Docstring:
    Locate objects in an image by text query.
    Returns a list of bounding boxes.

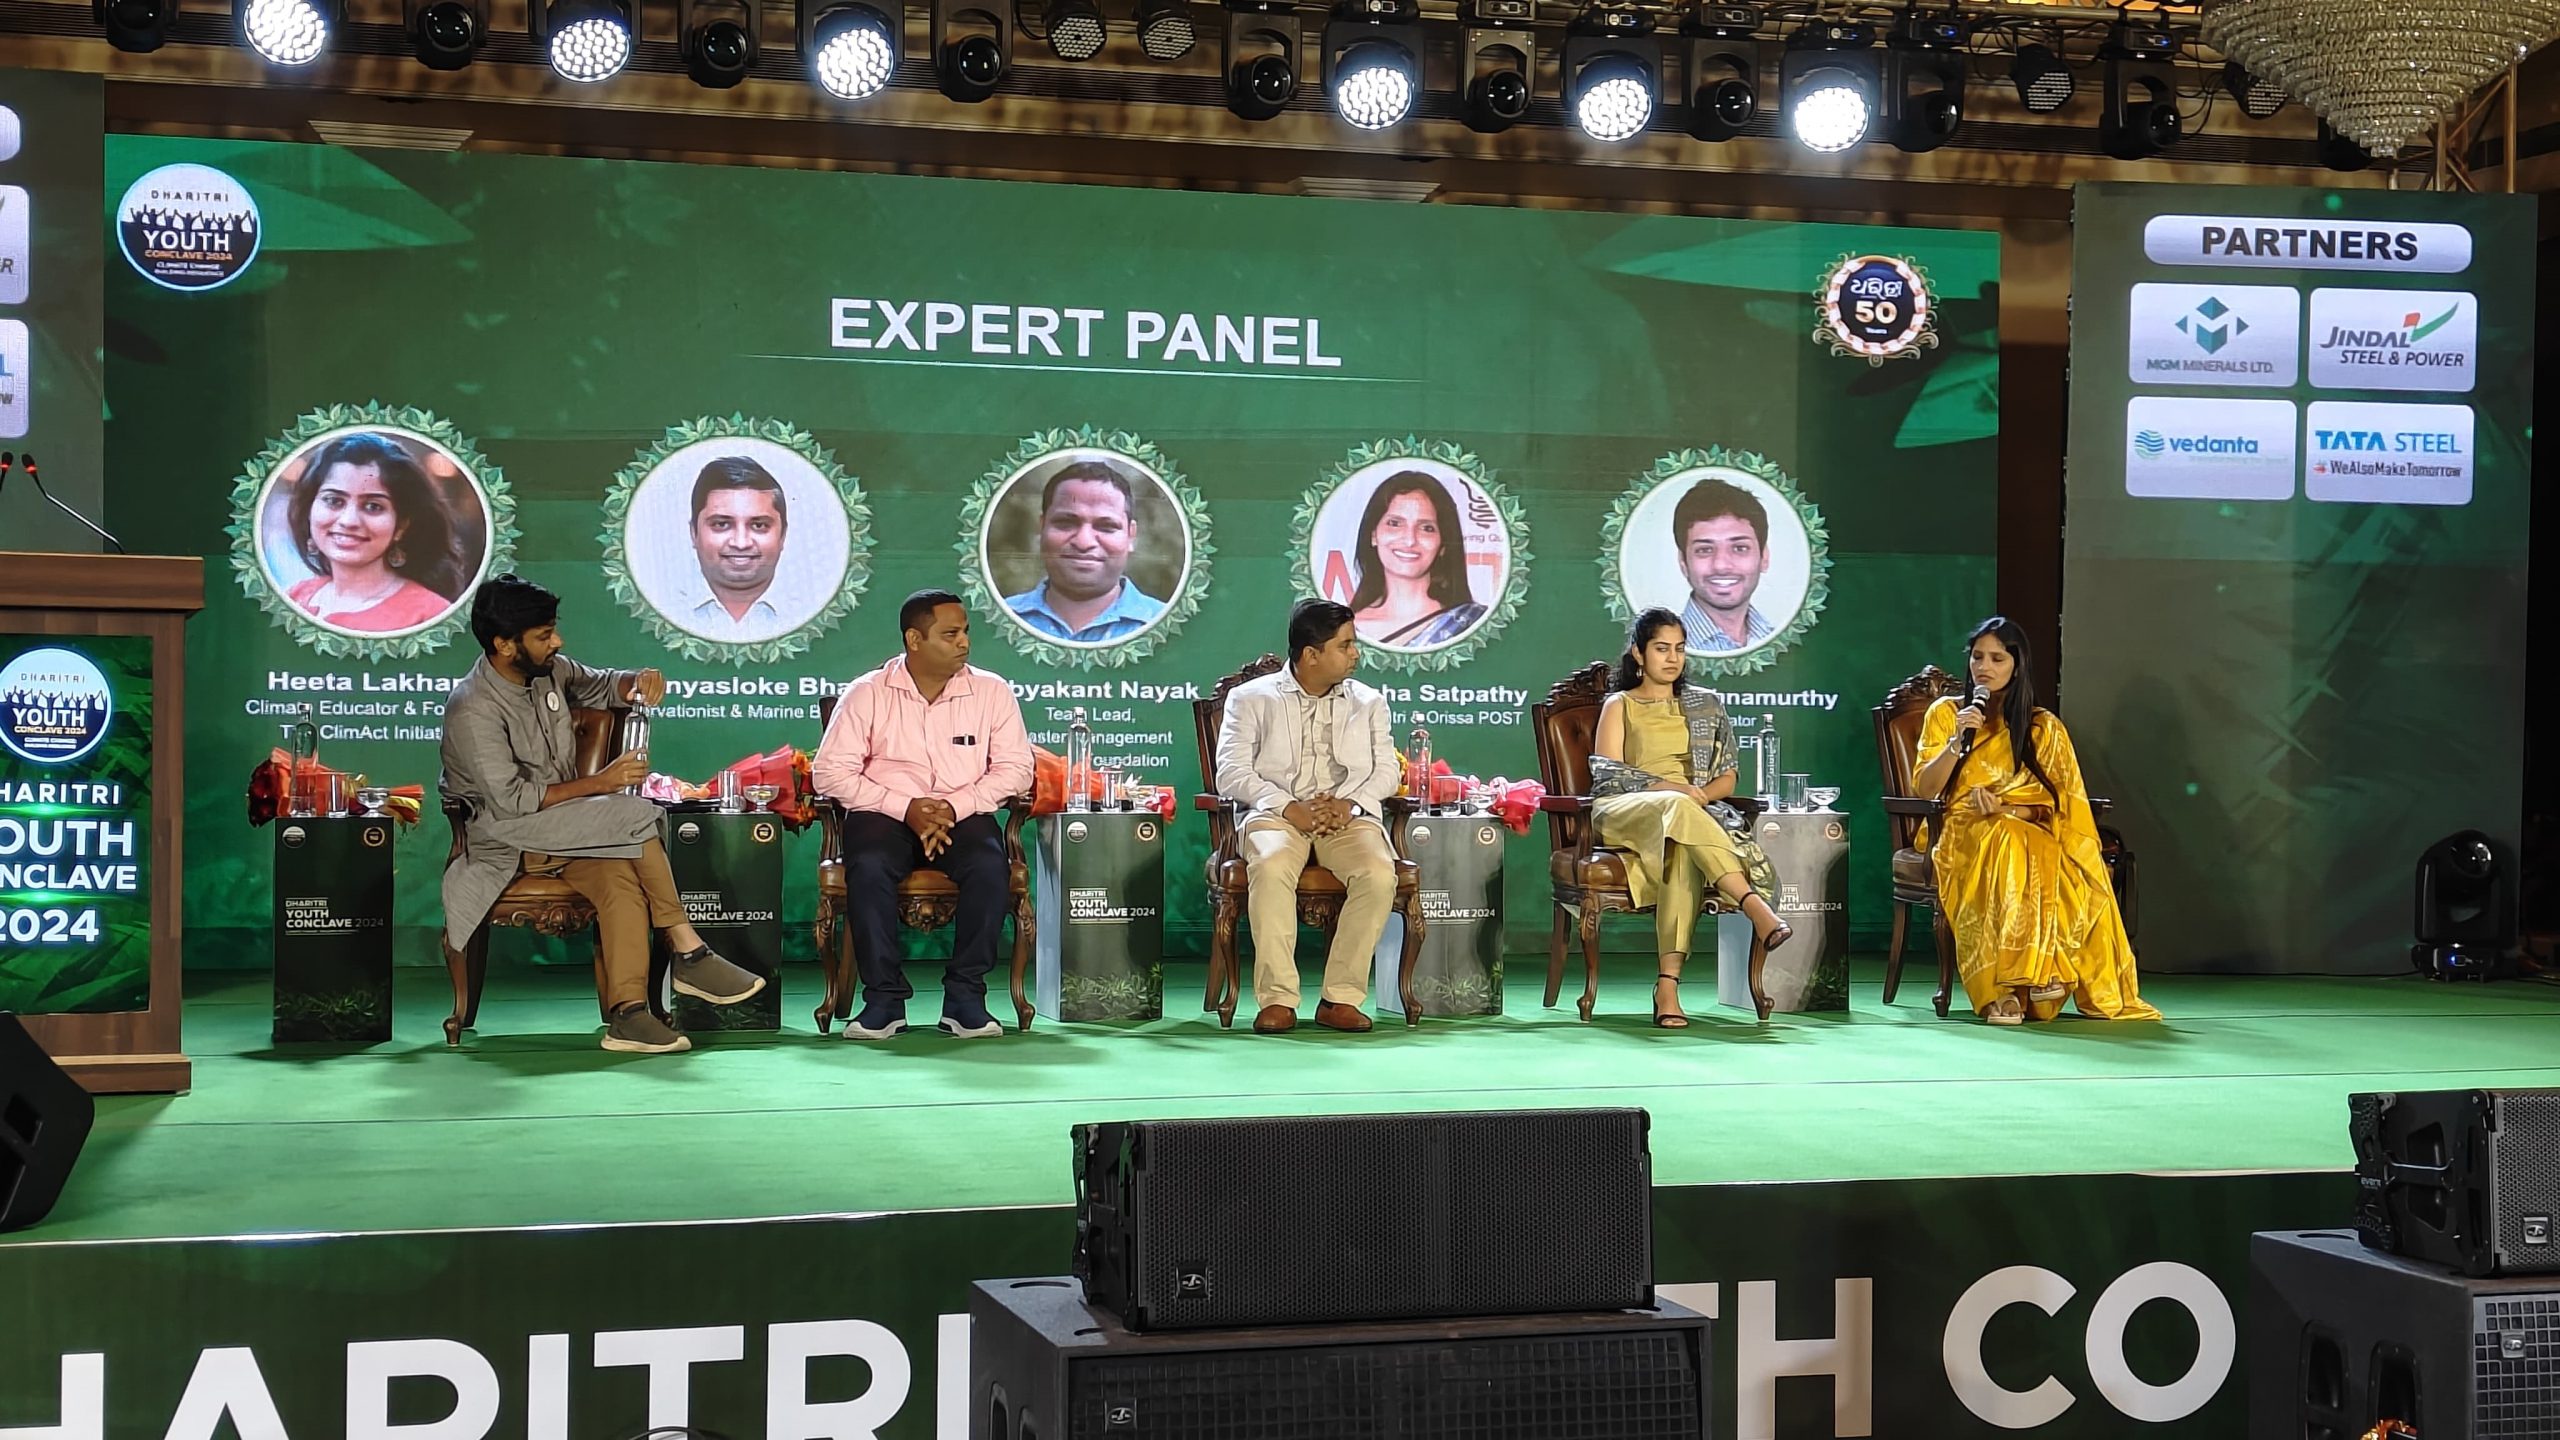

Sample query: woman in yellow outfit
[1910,616,2161,1025]
[1590,608,1791,1027]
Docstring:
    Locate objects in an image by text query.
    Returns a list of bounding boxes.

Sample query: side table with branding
[1376,807,1504,1019]
[1716,808,1851,1014]
[656,809,785,1033]
[1035,809,1166,1023]
[272,814,396,1043]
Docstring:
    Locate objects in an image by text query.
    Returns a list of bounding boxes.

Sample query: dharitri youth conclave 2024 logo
[116,162,261,292]
[0,647,113,766]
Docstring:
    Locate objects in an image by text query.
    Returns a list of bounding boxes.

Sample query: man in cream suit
[1214,598,1400,1033]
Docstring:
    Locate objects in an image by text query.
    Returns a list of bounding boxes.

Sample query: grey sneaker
[671,947,767,1006]
[602,1003,691,1054]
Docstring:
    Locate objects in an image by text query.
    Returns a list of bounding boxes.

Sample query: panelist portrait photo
[981,450,1193,649]
[1307,457,1518,659]
[1609,452,1826,671]
[617,432,864,652]
[248,427,493,640]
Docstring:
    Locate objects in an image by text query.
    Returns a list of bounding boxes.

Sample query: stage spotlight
[531,0,632,80]
[1883,12,1964,153]
[1779,21,1877,153]
[404,0,483,67]
[1325,0,1421,132]
[237,0,334,65]
[2099,22,2181,160]
[1565,11,1660,144]
[2008,41,2071,113]
[930,0,1006,99]
[802,0,900,98]
[2317,119,2374,173]
[1135,0,1193,57]
[1462,25,1532,133]
[1682,5,1760,144]
[2222,60,2286,119]
[682,0,759,86]
[1223,0,1301,121]
[2412,830,2514,981]
[95,0,174,54]
[1045,0,1105,60]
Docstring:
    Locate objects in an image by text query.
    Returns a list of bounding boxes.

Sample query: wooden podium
[0,552,203,1093]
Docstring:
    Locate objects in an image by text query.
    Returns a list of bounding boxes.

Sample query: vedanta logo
[2139,431,2260,456]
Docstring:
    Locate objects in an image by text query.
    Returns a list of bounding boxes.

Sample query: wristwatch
[1348,802,1368,819]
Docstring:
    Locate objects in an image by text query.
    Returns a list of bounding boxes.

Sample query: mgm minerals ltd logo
[0,647,113,766]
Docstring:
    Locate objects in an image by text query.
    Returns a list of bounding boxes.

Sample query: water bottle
[619,705,653,795]
[285,705,320,816]
[1757,712,1781,805]
[1067,706,1093,813]
[1409,726,1433,813]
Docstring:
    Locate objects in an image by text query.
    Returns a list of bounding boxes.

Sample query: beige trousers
[1240,818,1396,1008]
[540,838,687,1012]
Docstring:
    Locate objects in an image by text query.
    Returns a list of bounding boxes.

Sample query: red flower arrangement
[246,750,423,827]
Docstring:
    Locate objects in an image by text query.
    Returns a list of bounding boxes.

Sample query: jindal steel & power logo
[0,647,113,765]
[117,162,261,292]
[2309,288,2476,394]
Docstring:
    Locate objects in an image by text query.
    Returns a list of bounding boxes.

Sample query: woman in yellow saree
[1908,617,2160,1025]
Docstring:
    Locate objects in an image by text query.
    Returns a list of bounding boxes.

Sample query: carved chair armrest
[440,794,473,863]
[1194,793,1239,858]
[2090,796,2113,819]
[997,794,1035,867]
[1880,796,1942,818]
[1381,795,1417,861]
[1538,793,1593,853]
[1727,795,1766,821]
[810,795,846,866]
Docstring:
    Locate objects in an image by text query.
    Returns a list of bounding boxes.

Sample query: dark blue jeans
[838,808,1007,1003]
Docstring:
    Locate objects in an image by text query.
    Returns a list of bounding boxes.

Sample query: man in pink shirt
[812,589,1034,1040]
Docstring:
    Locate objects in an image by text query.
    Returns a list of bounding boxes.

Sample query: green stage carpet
[22,962,2559,1245]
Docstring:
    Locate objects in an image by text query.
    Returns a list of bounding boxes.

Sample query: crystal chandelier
[2200,0,2560,156]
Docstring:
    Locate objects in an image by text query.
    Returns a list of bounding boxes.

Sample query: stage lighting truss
[1884,10,1964,153]
[1223,0,1302,121]
[683,0,760,85]
[1134,0,1194,58]
[931,0,1008,99]
[1565,10,1660,144]
[1324,0,1423,132]
[531,0,632,80]
[802,0,901,98]
[1043,0,1107,61]
[2221,60,2286,119]
[237,0,335,65]
[2008,39,2072,114]
[1681,4,1760,143]
[1779,20,1877,153]
[95,0,174,54]
[1461,17,1533,134]
[2100,21,2183,160]
[403,0,483,67]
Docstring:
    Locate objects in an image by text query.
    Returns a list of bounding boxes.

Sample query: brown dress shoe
[1315,1000,1373,1033]
[1252,1004,1298,1033]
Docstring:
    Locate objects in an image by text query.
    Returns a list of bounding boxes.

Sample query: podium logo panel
[0,646,113,765]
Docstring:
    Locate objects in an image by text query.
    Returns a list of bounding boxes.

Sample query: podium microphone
[1955,685,1988,757]
[17,454,128,555]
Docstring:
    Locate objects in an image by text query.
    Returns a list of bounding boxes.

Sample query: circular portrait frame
[1290,437,1531,673]
[224,403,517,662]
[1599,447,1831,679]
[956,427,1214,671]
[598,415,876,665]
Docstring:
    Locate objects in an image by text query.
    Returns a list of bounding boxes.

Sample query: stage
[26,958,2559,1244]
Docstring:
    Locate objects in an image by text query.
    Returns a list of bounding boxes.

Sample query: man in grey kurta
[440,575,765,1054]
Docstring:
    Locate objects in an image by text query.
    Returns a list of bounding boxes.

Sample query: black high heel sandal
[1652,973,1689,1029]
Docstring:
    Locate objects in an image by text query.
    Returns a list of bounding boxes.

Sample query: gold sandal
[1984,995,2025,1026]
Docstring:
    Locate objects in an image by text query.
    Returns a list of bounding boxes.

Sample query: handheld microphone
[1955,685,1988,757]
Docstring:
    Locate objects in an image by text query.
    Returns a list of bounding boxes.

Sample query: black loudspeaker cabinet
[2250,1229,2560,1440]
[971,1277,1711,1440]
[1072,1108,1652,1331]
[2352,1087,2560,1276]
[0,1012,96,1233]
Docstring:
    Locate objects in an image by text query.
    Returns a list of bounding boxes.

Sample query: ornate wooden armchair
[1191,654,1425,1028]
[810,694,1037,1034]
[1872,666,1966,1018]
[1528,662,1770,1023]
[439,705,652,1047]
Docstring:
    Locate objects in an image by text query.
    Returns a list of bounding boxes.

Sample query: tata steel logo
[2177,296,2247,354]
[2309,426,2461,457]
[2303,401,2474,506]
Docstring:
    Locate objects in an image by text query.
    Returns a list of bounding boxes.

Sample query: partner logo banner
[2308,288,2475,393]
[2123,395,2297,501]
[2141,215,2473,274]
[2127,283,2299,386]
[2305,401,2474,505]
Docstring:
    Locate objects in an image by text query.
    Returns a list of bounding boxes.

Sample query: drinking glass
[1781,773,1811,813]
[718,768,743,814]
[744,783,780,814]
[355,786,390,818]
